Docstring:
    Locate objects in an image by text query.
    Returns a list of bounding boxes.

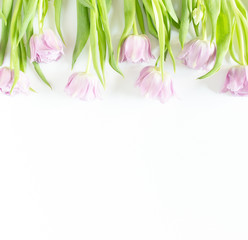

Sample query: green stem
[38,0,43,34]
[86,46,92,73]
[230,0,246,65]
[197,0,201,8]
[133,18,138,35]
[202,20,207,40]
[155,56,160,67]
[10,0,22,69]
[201,3,207,40]
[152,0,165,79]
[236,18,245,65]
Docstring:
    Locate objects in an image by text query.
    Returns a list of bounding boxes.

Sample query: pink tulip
[179,39,216,70]
[136,66,174,103]
[120,35,154,63]
[0,67,30,95]
[30,29,63,63]
[222,66,248,96]
[65,72,103,101]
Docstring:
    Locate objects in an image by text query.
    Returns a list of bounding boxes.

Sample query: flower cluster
[0,0,248,102]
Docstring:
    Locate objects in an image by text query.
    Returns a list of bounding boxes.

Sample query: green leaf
[229,21,242,65]
[54,0,65,43]
[10,0,22,94]
[18,39,27,72]
[235,17,246,65]
[97,0,122,76]
[204,0,221,42]
[192,0,197,9]
[230,0,248,64]
[42,0,48,28]
[18,0,39,43]
[78,0,93,9]
[90,3,104,86]
[235,0,247,18]
[163,11,175,71]
[162,0,178,23]
[2,0,13,18]
[106,0,112,12]
[239,16,248,64]
[136,0,145,34]
[0,9,7,24]
[199,0,232,79]
[72,0,90,68]
[33,62,52,89]
[0,0,13,65]
[145,9,157,38]
[179,0,190,48]
[143,0,154,17]
[26,19,34,58]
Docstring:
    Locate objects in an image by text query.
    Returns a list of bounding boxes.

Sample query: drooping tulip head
[120,35,154,63]
[179,39,216,70]
[136,66,174,103]
[222,66,248,96]
[30,29,64,64]
[65,72,103,101]
[0,67,30,95]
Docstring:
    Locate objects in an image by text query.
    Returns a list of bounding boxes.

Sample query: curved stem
[230,0,246,65]
[152,0,165,79]
[197,0,201,8]
[133,18,138,35]
[155,56,160,67]
[10,0,22,69]
[38,0,43,34]
[201,13,207,40]
[86,46,92,73]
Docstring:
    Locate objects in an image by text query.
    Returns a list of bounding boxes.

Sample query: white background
[1,1,248,239]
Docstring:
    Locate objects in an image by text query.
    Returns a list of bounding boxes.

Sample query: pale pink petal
[223,66,248,96]
[0,67,13,92]
[65,72,103,101]
[30,29,64,64]
[179,39,216,70]
[136,66,174,103]
[119,35,154,63]
[0,68,30,96]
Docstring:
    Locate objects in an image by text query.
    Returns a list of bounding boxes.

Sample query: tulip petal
[136,66,174,103]
[65,72,103,101]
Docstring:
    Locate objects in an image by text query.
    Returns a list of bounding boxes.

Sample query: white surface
[1,1,248,240]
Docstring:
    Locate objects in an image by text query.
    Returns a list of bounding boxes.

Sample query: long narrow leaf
[54,0,65,43]
[72,0,90,68]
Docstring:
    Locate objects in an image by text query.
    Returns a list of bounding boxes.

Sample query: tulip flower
[136,66,174,103]
[65,72,103,101]
[179,39,216,70]
[30,29,64,63]
[119,35,154,63]
[222,66,248,96]
[0,67,30,95]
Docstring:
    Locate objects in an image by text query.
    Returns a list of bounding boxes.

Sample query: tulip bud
[193,7,203,25]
